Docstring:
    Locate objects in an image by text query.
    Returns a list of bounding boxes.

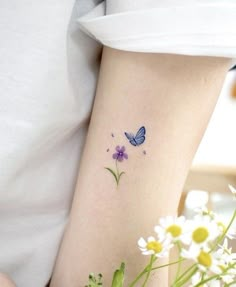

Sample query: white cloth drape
[78,0,236,66]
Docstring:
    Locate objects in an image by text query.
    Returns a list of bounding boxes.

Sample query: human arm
[50,47,232,286]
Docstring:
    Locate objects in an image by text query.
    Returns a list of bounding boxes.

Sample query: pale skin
[0,49,232,286]
[0,273,16,287]
[48,48,232,286]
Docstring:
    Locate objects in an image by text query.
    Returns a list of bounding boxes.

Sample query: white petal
[180,234,192,245]
[230,253,236,260]
[211,264,222,275]
[159,217,167,227]
[147,236,156,242]
[181,249,191,259]
[142,250,154,255]
[177,215,186,224]
[191,272,201,285]
[228,184,236,194]
[221,275,234,284]
[154,225,163,234]
[138,237,147,247]
[209,279,221,287]
[222,238,229,249]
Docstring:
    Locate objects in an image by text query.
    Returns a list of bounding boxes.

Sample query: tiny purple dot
[143,150,146,155]
[111,133,114,137]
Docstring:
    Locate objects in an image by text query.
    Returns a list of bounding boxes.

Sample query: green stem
[227,281,236,287]
[211,209,236,252]
[115,159,119,177]
[142,255,155,287]
[128,269,147,287]
[171,264,197,287]
[193,274,219,287]
[174,242,182,282]
[151,258,185,272]
[173,264,197,284]
[115,159,126,186]
[128,258,184,287]
[193,263,236,287]
[128,261,154,287]
[174,266,198,287]
[201,272,206,282]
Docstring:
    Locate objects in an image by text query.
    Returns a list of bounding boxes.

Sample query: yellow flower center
[197,251,212,267]
[146,241,163,254]
[192,227,209,243]
[166,225,182,237]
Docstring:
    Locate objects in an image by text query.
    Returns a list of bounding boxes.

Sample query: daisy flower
[216,239,236,265]
[194,206,217,221]
[181,245,221,274]
[154,216,190,244]
[194,207,235,240]
[137,236,172,258]
[185,215,220,247]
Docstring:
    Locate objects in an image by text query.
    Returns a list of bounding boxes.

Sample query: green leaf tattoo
[104,167,119,186]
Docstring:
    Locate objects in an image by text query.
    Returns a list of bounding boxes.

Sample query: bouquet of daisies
[85,185,236,287]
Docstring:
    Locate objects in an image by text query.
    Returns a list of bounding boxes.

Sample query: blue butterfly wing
[125,132,137,146]
[135,126,146,138]
[134,126,146,145]
[125,132,134,141]
[135,136,145,145]
[130,139,137,146]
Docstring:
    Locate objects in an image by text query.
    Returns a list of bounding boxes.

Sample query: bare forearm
[50,47,231,286]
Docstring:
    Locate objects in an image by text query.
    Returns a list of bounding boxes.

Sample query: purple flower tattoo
[112,146,128,162]
[105,145,128,187]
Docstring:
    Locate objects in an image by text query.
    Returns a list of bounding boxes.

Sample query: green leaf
[111,262,125,287]
[118,172,125,183]
[105,167,118,185]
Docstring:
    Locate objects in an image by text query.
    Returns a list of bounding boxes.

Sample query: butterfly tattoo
[124,126,146,146]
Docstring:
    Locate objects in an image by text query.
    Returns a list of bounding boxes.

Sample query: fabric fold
[77,1,236,68]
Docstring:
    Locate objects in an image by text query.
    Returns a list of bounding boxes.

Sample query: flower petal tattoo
[105,145,128,187]
[112,146,128,162]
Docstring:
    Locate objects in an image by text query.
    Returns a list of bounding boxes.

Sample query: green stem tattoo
[105,159,125,187]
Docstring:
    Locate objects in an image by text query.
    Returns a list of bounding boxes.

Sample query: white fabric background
[79,0,236,61]
[0,1,98,286]
[0,1,235,286]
